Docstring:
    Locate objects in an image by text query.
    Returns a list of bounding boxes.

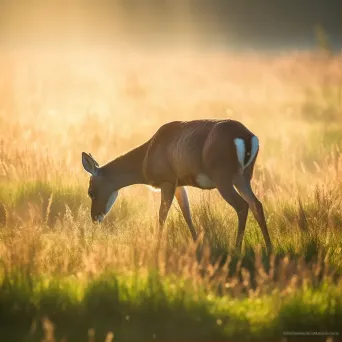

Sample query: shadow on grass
[0,269,341,342]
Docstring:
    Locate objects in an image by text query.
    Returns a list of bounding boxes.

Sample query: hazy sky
[0,0,340,50]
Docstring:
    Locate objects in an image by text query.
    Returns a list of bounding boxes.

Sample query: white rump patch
[234,136,259,170]
[234,138,246,168]
[105,191,118,214]
[245,136,259,169]
[196,174,215,189]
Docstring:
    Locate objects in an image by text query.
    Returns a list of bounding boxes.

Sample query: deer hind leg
[158,182,177,242]
[175,187,197,241]
[233,173,273,254]
[215,177,249,253]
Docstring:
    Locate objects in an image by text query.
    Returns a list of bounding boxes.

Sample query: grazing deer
[82,119,272,253]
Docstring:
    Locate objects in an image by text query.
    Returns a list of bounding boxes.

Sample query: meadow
[0,47,341,341]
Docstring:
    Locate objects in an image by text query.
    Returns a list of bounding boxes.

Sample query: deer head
[81,152,118,223]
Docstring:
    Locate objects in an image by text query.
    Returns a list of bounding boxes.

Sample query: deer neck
[100,141,150,189]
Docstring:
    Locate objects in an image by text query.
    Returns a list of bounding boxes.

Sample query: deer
[81,119,273,254]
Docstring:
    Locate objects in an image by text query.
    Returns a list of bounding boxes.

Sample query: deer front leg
[175,187,197,241]
[158,182,177,243]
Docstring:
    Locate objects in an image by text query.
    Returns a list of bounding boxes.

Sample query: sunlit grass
[0,48,341,341]
[1,270,341,341]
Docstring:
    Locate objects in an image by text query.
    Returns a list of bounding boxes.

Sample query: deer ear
[88,153,99,167]
[82,152,99,176]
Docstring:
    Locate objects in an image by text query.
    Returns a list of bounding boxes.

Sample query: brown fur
[141,119,254,188]
[82,119,272,253]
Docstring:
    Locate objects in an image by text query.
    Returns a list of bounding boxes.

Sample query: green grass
[0,270,341,342]
[0,50,342,341]
[0,164,342,341]
[0,181,342,341]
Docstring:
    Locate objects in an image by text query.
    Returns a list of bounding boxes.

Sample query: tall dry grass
[0,47,341,341]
